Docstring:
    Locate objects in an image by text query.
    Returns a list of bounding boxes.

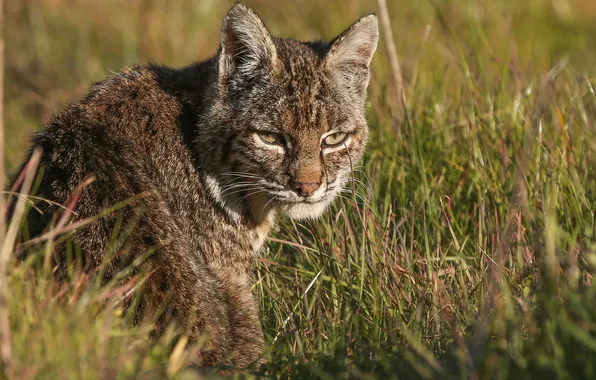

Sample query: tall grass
[3,0,596,378]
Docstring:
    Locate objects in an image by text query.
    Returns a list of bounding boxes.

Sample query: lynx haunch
[14,3,378,367]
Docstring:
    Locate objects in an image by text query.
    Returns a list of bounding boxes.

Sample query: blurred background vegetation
[4,0,596,378]
[6,0,596,174]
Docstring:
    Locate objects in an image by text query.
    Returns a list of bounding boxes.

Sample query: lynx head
[200,3,378,221]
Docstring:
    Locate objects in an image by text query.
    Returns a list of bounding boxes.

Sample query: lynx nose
[292,181,321,198]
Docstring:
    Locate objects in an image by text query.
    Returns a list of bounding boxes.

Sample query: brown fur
[12,3,378,367]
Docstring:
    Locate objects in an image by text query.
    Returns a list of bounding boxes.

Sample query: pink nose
[293,182,320,197]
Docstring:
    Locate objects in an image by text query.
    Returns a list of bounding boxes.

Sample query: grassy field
[3,0,596,378]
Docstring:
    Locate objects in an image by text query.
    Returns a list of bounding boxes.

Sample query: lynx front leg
[140,253,236,366]
[216,269,266,367]
[230,290,266,367]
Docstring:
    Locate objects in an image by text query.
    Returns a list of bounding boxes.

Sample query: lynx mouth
[261,182,343,220]
[216,174,341,216]
[276,198,326,206]
[262,178,345,208]
[277,195,334,220]
[265,189,330,204]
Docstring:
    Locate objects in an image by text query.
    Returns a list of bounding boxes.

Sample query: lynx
[13,3,378,367]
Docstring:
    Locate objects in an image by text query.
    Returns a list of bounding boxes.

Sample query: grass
[3,0,596,378]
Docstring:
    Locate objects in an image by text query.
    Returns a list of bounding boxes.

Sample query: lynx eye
[323,132,348,147]
[258,132,284,146]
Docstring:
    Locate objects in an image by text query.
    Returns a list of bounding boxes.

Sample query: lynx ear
[325,14,379,95]
[218,3,278,85]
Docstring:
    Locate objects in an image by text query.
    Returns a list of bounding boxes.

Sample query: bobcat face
[227,67,370,220]
[200,4,378,221]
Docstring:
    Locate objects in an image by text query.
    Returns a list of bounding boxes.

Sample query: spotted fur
[14,3,378,368]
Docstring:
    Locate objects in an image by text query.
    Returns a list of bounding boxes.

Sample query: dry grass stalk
[376,0,407,127]
[1,156,41,373]
[0,150,41,371]
[0,0,10,371]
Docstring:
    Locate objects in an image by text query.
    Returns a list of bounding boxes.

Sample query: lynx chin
[13,2,379,368]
